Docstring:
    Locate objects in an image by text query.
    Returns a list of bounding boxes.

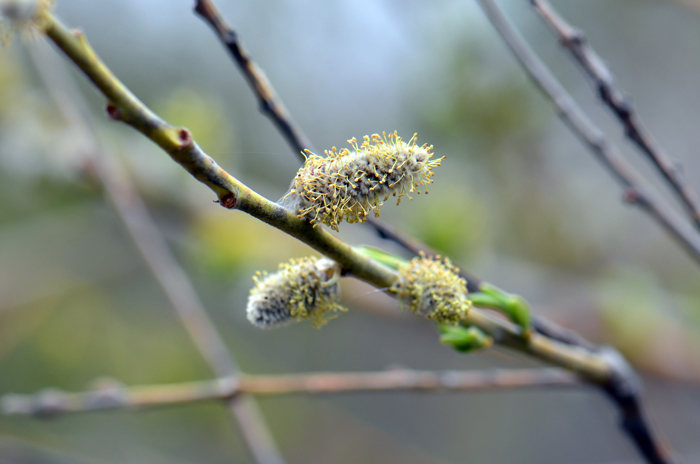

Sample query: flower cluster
[284,132,442,231]
[392,253,470,324]
[246,256,346,329]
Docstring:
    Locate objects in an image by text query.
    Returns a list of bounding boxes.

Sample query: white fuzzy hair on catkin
[246,257,345,329]
[283,132,443,231]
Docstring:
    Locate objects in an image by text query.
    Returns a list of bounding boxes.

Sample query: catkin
[392,253,471,324]
[284,132,443,231]
[246,256,346,329]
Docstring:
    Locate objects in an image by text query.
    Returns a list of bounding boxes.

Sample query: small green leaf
[439,325,492,353]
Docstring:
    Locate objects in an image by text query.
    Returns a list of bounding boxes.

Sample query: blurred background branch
[529,0,700,231]
[2,367,581,417]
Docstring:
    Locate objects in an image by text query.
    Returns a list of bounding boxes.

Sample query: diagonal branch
[1,368,581,417]
[529,0,700,231]
[474,1,675,463]
[27,40,285,464]
[475,0,700,267]
[194,0,314,157]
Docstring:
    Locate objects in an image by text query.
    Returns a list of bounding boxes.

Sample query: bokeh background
[1,0,699,462]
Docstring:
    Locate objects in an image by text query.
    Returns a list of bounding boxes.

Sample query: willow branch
[529,0,700,231]
[193,0,314,156]
[475,1,674,463]
[27,41,285,464]
[1,368,581,417]
[40,9,621,394]
[475,0,700,266]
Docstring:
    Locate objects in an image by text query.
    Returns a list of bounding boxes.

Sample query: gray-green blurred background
[1,0,699,462]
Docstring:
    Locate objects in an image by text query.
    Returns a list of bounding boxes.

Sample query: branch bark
[1,368,581,417]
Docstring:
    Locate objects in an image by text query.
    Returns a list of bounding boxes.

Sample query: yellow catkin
[284,132,443,231]
[246,256,346,329]
[393,253,471,324]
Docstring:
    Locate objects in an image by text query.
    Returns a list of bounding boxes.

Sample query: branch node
[565,29,585,47]
[177,128,193,148]
[105,102,121,121]
[622,187,640,204]
[31,388,66,418]
[219,192,237,209]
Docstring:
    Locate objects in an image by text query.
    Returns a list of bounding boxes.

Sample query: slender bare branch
[529,0,700,231]
[474,1,674,463]
[194,0,314,157]
[475,0,700,267]
[1,368,581,417]
[28,41,285,464]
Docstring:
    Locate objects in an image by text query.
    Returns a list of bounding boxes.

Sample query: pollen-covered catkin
[283,132,443,231]
[246,256,346,329]
[392,253,471,324]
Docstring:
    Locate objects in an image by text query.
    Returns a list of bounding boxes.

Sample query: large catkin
[284,132,443,231]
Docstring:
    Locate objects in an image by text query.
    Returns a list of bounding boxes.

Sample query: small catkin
[246,256,346,329]
[284,132,443,231]
[393,253,471,324]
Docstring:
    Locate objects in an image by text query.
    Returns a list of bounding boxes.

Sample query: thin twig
[529,0,700,231]
[28,41,285,464]
[475,0,700,266]
[194,0,314,157]
[1,368,581,417]
[474,1,674,463]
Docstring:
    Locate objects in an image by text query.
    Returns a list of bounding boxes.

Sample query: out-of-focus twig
[529,0,700,231]
[474,1,674,463]
[475,0,700,267]
[28,41,286,464]
[194,0,314,157]
[1,367,581,417]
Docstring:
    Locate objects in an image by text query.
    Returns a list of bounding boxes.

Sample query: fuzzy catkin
[393,253,471,324]
[284,132,443,231]
[246,256,346,329]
